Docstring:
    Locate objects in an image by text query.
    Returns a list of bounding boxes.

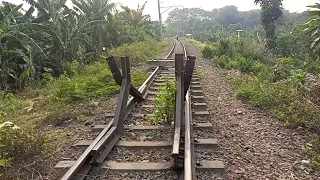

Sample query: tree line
[165,3,307,39]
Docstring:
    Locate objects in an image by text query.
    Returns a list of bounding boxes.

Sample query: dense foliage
[0,1,160,91]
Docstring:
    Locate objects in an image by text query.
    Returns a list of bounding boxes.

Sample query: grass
[108,39,167,64]
[0,39,167,178]
[187,38,206,50]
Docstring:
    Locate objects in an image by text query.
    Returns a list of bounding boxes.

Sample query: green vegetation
[108,40,167,64]
[0,0,167,176]
[0,1,160,91]
[172,1,320,167]
[153,78,176,124]
[0,38,162,170]
[0,122,59,167]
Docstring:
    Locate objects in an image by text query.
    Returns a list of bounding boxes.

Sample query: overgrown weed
[152,78,176,124]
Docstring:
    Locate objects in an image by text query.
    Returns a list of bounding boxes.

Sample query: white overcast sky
[4,0,319,20]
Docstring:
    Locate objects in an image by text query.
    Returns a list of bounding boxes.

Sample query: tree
[213,6,240,27]
[254,0,283,50]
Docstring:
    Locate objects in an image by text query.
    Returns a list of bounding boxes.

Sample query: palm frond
[22,6,35,22]
[23,0,48,16]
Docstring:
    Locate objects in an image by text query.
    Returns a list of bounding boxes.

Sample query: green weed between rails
[152,78,176,125]
[189,38,320,167]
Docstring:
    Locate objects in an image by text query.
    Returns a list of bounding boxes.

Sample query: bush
[218,39,231,56]
[50,61,147,103]
[234,76,274,108]
[272,57,295,81]
[290,69,307,86]
[0,122,48,167]
[216,55,230,68]
[201,40,232,58]
[53,62,119,103]
[232,75,319,127]
[229,55,264,73]
[0,92,21,119]
[239,39,265,61]
[202,45,215,58]
[305,58,320,75]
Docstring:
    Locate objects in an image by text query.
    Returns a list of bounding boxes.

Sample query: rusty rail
[107,56,144,102]
[61,60,160,180]
[172,54,184,163]
[172,39,196,179]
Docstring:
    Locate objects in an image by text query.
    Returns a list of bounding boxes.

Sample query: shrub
[229,55,264,73]
[202,45,215,58]
[305,58,320,75]
[218,39,231,56]
[50,61,147,103]
[290,69,307,86]
[240,39,265,61]
[216,55,230,68]
[233,75,319,127]
[0,122,48,167]
[272,57,295,81]
[234,76,274,108]
[53,62,119,103]
[0,92,21,119]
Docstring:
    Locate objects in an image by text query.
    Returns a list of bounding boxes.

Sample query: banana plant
[0,4,46,89]
[303,3,320,53]
[72,0,115,52]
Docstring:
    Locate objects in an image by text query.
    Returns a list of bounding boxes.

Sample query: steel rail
[177,39,187,59]
[60,39,176,180]
[181,39,196,180]
[165,39,176,59]
[184,90,195,180]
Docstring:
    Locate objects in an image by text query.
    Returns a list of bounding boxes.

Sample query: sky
[4,0,319,20]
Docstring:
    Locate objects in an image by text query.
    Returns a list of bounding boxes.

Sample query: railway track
[55,39,225,180]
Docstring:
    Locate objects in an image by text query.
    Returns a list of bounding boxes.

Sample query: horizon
[4,0,318,21]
